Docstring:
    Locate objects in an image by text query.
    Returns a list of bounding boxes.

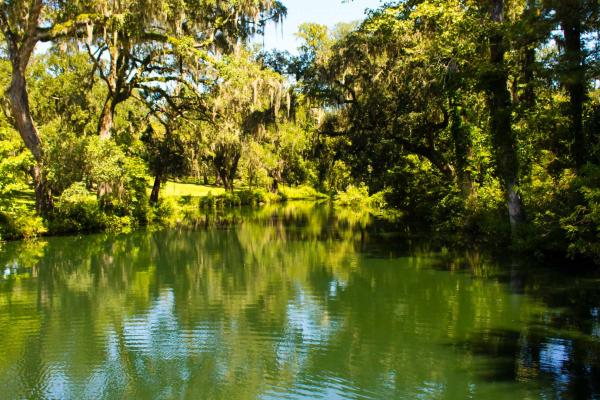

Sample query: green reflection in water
[0,202,599,399]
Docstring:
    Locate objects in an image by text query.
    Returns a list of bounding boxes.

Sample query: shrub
[200,188,278,210]
[200,191,216,209]
[217,192,242,208]
[0,209,47,240]
[152,197,177,224]
[49,182,105,234]
[335,184,371,207]
[279,185,327,201]
[103,215,133,233]
[238,188,271,206]
[179,195,193,205]
[559,165,600,261]
[85,138,150,221]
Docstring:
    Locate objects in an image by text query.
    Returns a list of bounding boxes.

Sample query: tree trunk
[487,0,525,237]
[98,96,117,140]
[521,46,536,106]
[7,61,53,216]
[150,172,162,204]
[214,146,240,191]
[31,164,53,216]
[560,5,586,168]
[228,154,241,191]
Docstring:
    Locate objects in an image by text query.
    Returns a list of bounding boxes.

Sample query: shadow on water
[431,250,600,399]
[456,326,600,399]
[0,201,600,399]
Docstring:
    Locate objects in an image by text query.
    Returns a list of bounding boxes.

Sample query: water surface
[1,203,599,399]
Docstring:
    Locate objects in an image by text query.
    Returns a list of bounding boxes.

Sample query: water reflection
[0,202,599,399]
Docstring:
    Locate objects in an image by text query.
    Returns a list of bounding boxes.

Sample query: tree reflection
[0,203,599,399]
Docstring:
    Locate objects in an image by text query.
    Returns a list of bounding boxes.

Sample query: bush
[48,182,105,234]
[238,188,272,206]
[200,191,216,209]
[179,195,193,205]
[335,184,371,207]
[0,209,47,240]
[278,185,327,201]
[559,165,600,261]
[152,197,177,224]
[199,192,241,209]
[369,190,389,209]
[200,188,280,210]
[217,192,242,208]
[85,138,150,221]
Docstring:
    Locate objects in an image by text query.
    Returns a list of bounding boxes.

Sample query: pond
[0,202,599,399]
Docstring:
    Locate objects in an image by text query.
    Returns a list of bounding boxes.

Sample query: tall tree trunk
[150,171,162,205]
[487,0,525,237]
[7,59,53,215]
[521,46,536,106]
[228,154,241,191]
[560,3,586,168]
[98,96,117,140]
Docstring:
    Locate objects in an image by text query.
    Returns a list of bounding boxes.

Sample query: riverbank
[0,182,330,242]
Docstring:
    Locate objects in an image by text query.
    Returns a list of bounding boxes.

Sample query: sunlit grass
[158,181,226,198]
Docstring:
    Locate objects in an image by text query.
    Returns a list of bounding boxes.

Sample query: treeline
[0,0,344,239]
[2,0,600,263]
[260,0,600,261]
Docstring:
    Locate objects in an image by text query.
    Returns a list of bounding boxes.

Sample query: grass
[278,185,329,201]
[11,181,324,206]
[7,182,225,208]
[159,181,226,198]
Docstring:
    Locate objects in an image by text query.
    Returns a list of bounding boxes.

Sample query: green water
[1,203,599,399]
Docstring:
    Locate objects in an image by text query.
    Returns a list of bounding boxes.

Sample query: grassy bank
[1,182,329,241]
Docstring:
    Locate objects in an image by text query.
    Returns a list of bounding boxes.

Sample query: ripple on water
[261,374,381,400]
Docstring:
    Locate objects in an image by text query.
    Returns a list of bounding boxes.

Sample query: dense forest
[1,0,600,263]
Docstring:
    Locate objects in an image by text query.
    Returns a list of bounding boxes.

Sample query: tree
[0,0,286,214]
[482,0,525,235]
[83,0,286,139]
[143,120,188,205]
[205,49,288,191]
[546,0,597,168]
[0,0,92,214]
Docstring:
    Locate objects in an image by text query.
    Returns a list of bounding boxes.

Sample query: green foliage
[334,184,370,207]
[3,0,600,267]
[48,182,104,234]
[557,166,600,261]
[0,126,31,212]
[200,191,217,210]
[334,184,388,209]
[151,198,178,225]
[278,185,327,201]
[199,187,293,210]
[0,209,47,241]
[238,188,271,206]
[215,192,242,208]
[199,190,268,209]
[85,137,149,220]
